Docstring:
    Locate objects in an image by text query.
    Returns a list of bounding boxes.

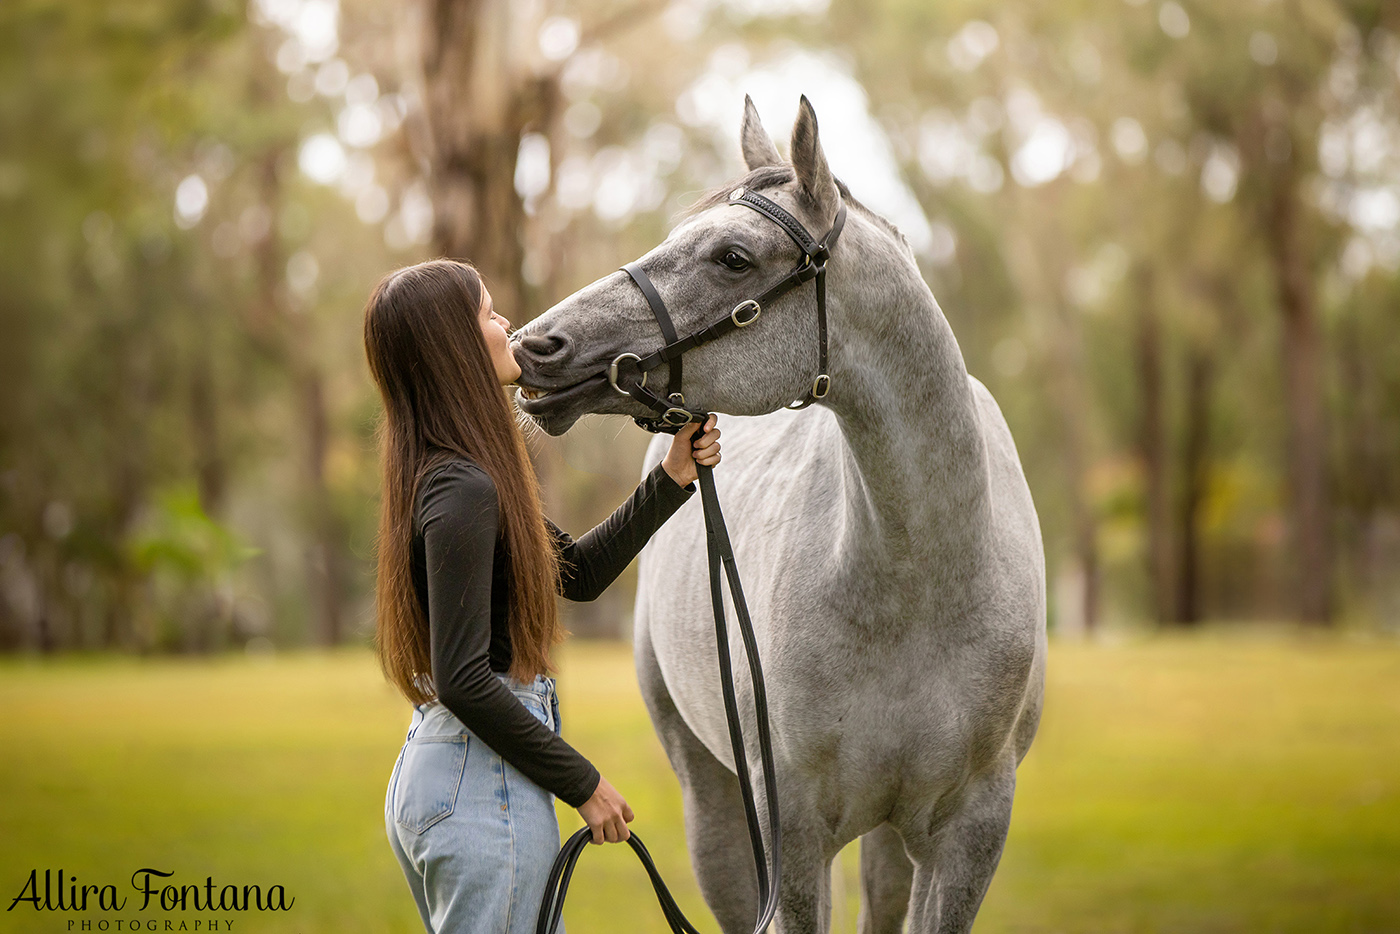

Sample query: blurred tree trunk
[1337,313,1384,613]
[1004,180,1100,632]
[106,322,156,650]
[1261,162,1332,625]
[300,369,346,646]
[251,147,347,647]
[413,0,662,310]
[1067,433,1099,634]
[1175,346,1212,624]
[188,310,231,652]
[413,0,565,540]
[416,0,560,319]
[1134,263,1173,625]
[0,579,17,651]
[409,0,668,640]
[189,313,226,518]
[1047,296,1099,634]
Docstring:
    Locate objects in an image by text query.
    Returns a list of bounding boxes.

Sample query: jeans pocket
[513,690,552,731]
[393,735,469,834]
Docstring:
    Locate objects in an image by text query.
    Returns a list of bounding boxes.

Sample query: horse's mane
[683,164,915,260]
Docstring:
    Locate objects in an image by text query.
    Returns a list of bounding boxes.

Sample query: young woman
[364,259,720,934]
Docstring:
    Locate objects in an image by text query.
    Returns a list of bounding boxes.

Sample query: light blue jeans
[385,673,565,934]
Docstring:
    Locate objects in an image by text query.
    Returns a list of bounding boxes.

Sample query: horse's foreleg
[635,619,759,934]
[771,814,834,934]
[856,823,914,934]
[902,765,1016,934]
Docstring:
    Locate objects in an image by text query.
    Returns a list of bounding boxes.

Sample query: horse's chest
[652,611,973,781]
[640,467,1028,782]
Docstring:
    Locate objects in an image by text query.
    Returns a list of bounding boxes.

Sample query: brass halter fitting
[608,353,645,395]
[730,300,761,327]
[661,407,694,426]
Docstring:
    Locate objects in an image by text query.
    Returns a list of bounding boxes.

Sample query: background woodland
[3,0,1399,654]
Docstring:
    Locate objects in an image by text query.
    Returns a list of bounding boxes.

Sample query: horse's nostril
[519,331,570,361]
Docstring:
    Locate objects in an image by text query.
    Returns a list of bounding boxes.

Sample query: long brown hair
[363,259,561,700]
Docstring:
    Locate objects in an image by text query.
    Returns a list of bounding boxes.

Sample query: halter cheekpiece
[607,186,848,434]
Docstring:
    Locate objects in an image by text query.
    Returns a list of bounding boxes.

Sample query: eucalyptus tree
[364,0,801,635]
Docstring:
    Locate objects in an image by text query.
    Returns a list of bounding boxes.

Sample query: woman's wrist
[573,768,602,808]
[661,458,695,489]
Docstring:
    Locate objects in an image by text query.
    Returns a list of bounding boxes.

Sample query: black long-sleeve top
[411,455,696,807]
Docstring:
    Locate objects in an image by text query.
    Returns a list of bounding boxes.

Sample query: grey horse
[512,96,1046,934]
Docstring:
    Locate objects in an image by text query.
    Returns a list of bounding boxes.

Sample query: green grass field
[2,632,1398,933]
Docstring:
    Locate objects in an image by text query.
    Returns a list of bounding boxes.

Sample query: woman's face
[478,287,522,386]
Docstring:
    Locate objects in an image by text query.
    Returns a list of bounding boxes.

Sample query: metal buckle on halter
[812,373,831,398]
[661,406,693,426]
[731,300,761,327]
[608,353,646,395]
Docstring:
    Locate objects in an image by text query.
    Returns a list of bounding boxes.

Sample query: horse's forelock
[683,164,796,216]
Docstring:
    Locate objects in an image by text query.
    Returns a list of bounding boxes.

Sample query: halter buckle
[731,300,761,327]
[608,353,646,395]
[812,374,831,398]
[661,406,693,426]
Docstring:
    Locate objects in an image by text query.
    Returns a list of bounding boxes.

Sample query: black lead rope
[537,189,846,934]
[535,460,780,934]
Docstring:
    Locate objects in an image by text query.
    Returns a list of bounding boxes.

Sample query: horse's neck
[826,281,990,569]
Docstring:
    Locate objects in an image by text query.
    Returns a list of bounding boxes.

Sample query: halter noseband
[609,186,847,434]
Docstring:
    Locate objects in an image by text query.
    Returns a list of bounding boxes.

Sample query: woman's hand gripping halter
[609,186,848,435]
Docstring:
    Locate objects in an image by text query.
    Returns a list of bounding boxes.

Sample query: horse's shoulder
[965,375,1027,472]
[965,374,1006,430]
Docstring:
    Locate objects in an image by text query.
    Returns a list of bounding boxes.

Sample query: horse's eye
[722,251,749,271]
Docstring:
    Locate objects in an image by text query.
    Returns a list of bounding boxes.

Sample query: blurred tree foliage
[818,0,1400,629]
[0,0,406,651]
[2,0,1397,654]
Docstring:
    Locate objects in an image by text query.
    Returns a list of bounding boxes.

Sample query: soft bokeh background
[2,0,1399,930]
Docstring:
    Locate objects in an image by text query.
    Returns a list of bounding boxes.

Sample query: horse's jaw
[512,333,649,434]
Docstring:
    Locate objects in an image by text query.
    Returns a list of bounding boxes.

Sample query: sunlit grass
[1,632,1397,933]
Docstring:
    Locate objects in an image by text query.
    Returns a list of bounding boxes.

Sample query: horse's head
[512,95,845,436]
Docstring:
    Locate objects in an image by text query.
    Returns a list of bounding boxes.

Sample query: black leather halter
[609,185,848,434]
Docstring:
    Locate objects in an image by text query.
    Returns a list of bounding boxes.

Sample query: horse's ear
[740,95,782,170]
[790,95,839,217]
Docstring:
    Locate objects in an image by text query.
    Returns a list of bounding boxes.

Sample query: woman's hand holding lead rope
[662,414,721,489]
[576,774,635,844]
